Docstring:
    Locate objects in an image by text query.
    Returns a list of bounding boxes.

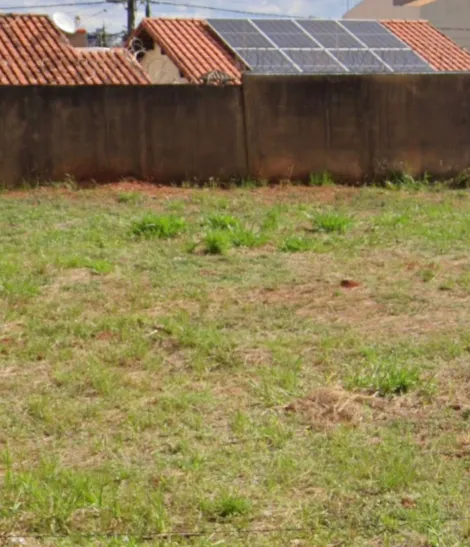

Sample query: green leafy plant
[200,494,251,521]
[262,207,281,232]
[203,230,232,255]
[131,214,186,239]
[279,236,314,253]
[309,211,353,234]
[308,172,335,187]
[117,191,142,205]
[204,214,240,231]
[347,361,422,396]
[231,227,265,248]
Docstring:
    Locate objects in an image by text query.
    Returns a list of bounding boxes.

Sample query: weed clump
[279,236,314,253]
[131,214,186,239]
[200,495,251,521]
[117,191,143,204]
[309,211,352,234]
[309,172,335,187]
[347,361,422,396]
[203,214,265,249]
[205,214,240,231]
[203,230,232,255]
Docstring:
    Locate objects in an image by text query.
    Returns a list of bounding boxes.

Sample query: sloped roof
[133,17,470,80]
[382,20,470,71]
[132,18,243,84]
[0,14,150,85]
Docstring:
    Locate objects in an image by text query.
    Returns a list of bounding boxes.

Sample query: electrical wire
[0,0,107,10]
[148,0,313,18]
[0,0,315,17]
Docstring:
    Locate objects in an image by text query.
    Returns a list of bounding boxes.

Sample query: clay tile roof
[0,14,150,85]
[382,20,470,72]
[134,18,243,84]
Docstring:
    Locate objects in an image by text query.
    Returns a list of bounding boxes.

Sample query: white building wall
[344,0,470,50]
[423,0,470,50]
[343,0,420,19]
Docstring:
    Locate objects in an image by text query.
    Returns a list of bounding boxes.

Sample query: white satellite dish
[52,12,76,35]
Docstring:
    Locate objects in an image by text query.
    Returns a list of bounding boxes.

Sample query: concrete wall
[141,48,188,84]
[0,75,470,185]
[0,85,246,186]
[243,73,470,183]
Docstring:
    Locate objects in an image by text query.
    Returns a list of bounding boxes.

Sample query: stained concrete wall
[0,75,470,186]
[243,73,470,183]
[0,85,246,186]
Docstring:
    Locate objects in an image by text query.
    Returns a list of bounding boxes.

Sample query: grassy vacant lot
[1,182,470,546]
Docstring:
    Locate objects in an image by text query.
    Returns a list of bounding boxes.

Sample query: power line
[149,0,313,18]
[0,0,315,17]
[0,0,107,10]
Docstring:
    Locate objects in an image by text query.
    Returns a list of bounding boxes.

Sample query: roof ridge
[142,16,207,22]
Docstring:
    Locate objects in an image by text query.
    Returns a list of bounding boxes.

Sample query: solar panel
[341,20,385,34]
[284,49,346,73]
[374,50,435,72]
[206,18,437,75]
[207,18,272,48]
[236,48,300,74]
[253,19,318,48]
[340,20,407,49]
[330,50,391,73]
[298,19,363,49]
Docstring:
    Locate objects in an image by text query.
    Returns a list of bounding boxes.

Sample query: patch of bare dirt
[1,182,359,206]
[42,268,93,299]
[285,387,386,429]
[340,279,361,289]
[207,250,470,339]
[285,387,425,430]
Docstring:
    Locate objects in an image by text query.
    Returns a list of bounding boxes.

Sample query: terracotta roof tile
[134,18,243,84]
[132,17,470,80]
[0,14,150,85]
[382,20,470,72]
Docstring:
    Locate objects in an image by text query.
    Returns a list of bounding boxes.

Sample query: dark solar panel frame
[206,18,435,76]
[330,49,391,73]
[298,19,363,49]
[340,20,385,34]
[236,48,300,74]
[354,33,408,49]
[340,20,408,49]
[283,49,346,73]
[253,19,320,49]
[373,49,435,72]
[207,18,273,48]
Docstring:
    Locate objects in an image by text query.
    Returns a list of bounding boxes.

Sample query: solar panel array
[207,18,435,75]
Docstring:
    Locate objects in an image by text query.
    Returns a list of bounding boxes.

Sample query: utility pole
[145,0,151,18]
[127,0,135,36]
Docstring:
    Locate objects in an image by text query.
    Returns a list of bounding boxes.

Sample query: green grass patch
[203,229,232,255]
[131,213,186,239]
[200,494,252,521]
[309,210,353,233]
[204,213,241,231]
[346,360,423,396]
[0,183,469,546]
[279,235,315,253]
[308,171,335,187]
[116,191,143,205]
